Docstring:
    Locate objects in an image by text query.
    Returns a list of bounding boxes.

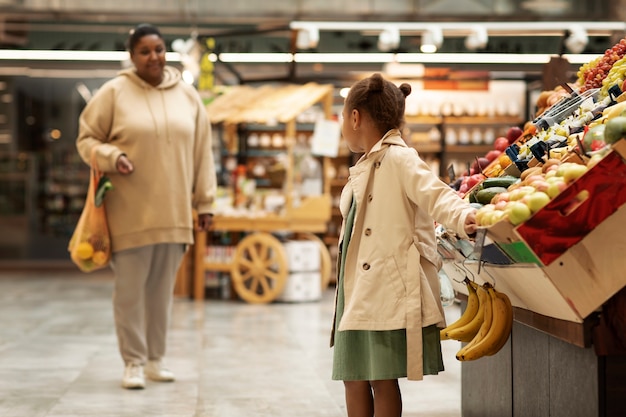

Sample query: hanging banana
[440,279,479,341]
[458,284,513,361]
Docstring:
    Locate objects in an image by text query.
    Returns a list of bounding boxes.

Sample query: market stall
[436,38,626,417]
[191,82,336,303]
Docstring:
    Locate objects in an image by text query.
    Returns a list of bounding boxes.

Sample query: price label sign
[472,228,487,261]
[447,164,456,181]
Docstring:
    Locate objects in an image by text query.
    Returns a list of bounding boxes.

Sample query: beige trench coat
[331,129,474,380]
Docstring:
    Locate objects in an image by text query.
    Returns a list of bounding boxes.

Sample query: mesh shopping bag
[68,149,112,272]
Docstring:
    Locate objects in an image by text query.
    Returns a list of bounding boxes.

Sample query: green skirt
[332,196,444,381]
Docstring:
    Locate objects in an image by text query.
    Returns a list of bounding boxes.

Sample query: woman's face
[130,34,166,86]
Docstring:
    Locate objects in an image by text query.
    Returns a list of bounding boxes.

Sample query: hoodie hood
[118,65,181,89]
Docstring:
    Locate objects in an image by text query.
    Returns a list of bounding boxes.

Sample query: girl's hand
[116,154,134,175]
[464,210,477,237]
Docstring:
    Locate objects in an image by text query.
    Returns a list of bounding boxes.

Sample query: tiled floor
[0,269,462,417]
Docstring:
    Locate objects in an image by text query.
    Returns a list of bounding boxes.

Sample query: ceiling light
[564,25,588,54]
[295,25,319,50]
[465,26,488,51]
[421,27,443,53]
[377,26,400,52]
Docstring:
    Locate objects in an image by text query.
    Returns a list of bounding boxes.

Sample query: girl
[331,73,477,416]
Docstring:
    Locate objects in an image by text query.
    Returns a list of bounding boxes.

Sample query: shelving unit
[190,82,336,303]
[403,114,524,180]
[0,151,36,258]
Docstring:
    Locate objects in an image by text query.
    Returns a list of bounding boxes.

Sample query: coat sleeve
[75,82,125,173]
[397,148,474,239]
[190,91,217,215]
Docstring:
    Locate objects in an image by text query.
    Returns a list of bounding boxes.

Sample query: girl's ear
[351,108,360,131]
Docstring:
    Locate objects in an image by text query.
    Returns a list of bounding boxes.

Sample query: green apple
[604,116,626,145]
[508,185,536,201]
[546,179,567,199]
[505,201,532,225]
[524,191,551,213]
[556,162,588,183]
[475,204,495,226]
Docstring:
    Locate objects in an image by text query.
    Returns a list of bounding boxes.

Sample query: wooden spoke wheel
[230,232,288,304]
[297,233,333,291]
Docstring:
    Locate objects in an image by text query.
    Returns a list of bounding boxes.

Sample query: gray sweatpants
[110,243,184,365]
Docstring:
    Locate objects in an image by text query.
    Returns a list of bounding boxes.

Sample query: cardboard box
[283,240,321,272]
[276,271,322,302]
[488,139,626,266]
[461,140,626,321]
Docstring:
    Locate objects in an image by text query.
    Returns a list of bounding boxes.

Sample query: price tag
[472,228,487,261]
[447,164,456,181]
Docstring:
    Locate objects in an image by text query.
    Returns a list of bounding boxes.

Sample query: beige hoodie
[76,66,216,252]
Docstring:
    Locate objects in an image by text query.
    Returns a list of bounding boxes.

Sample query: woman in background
[76,23,216,389]
[332,73,477,416]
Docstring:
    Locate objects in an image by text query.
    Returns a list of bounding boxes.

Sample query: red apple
[494,136,510,152]
[466,173,485,189]
[506,126,523,144]
[471,157,491,173]
[485,149,502,162]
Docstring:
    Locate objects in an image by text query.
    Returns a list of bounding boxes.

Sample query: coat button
[374,161,381,168]
[368,194,373,202]
[365,228,372,236]
[362,263,370,270]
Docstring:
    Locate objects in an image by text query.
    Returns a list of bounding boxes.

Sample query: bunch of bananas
[440,279,513,361]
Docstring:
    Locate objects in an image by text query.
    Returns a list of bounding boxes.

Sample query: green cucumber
[475,186,508,205]
[481,176,519,189]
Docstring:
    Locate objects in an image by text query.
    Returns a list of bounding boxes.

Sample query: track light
[465,26,488,51]
[420,26,443,53]
[564,25,588,54]
[377,26,400,52]
[295,25,319,50]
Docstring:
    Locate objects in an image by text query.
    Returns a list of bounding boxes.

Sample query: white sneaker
[122,363,145,389]
[145,359,175,382]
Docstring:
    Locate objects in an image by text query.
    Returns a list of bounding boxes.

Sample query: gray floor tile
[0,270,462,417]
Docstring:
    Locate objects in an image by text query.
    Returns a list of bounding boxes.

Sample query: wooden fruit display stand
[191,82,335,303]
[438,139,626,417]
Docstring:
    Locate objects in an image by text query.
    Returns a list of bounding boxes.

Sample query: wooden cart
[192,83,336,303]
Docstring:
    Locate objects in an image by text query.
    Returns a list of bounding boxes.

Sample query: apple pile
[451,126,523,197]
[475,159,589,227]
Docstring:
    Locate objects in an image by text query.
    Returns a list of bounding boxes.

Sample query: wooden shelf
[446,144,494,154]
[443,116,523,125]
[412,142,442,153]
[405,115,443,125]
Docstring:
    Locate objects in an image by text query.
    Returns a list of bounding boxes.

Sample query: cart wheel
[299,233,333,291]
[230,232,288,304]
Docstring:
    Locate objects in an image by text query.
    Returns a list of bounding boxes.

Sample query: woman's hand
[464,210,477,237]
[196,213,214,231]
[116,154,134,175]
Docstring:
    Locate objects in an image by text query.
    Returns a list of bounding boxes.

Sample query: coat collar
[351,129,406,174]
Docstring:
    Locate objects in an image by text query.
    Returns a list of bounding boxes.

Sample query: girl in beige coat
[331,73,477,417]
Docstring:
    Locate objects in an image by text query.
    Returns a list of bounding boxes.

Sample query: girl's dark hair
[345,73,411,134]
[126,23,163,52]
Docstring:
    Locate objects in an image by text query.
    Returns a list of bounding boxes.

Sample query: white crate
[283,240,321,272]
[276,272,322,302]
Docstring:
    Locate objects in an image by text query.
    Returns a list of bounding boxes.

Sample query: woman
[331,73,476,416]
[76,23,216,389]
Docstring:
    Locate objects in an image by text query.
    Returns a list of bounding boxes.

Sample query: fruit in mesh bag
[76,242,95,260]
[92,251,108,266]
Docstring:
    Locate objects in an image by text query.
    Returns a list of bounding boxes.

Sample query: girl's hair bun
[368,73,385,92]
[399,83,412,98]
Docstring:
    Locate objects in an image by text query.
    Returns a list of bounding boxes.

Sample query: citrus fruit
[92,251,108,266]
[76,242,94,260]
